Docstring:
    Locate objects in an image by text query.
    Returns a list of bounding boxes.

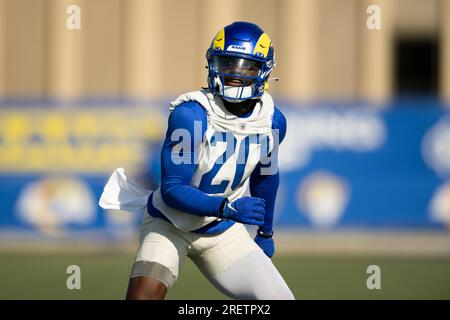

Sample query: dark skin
[126,276,167,300]
[126,77,257,300]
[221,74,259,117]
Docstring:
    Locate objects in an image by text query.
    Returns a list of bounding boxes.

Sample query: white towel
[98,168,151,216]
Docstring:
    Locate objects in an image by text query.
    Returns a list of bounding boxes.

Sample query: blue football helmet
[206,21,275,102]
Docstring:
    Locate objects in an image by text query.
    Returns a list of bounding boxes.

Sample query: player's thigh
[190,223,259,276]
[131,214,189,290]
[210,250,294,300]
[191,223,294,300]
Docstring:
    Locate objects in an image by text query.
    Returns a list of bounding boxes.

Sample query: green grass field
[0,250,449,299]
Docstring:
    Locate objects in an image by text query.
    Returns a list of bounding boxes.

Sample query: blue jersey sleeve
[250,107,286,233]
[160,101,226,217]
[272,107,287,144]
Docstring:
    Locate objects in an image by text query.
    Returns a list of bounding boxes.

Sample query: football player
[105,21,294,300]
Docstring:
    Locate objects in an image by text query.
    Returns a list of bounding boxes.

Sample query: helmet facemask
[208,55,266,103]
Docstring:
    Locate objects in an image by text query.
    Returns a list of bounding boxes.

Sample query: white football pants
[132,213,295,300]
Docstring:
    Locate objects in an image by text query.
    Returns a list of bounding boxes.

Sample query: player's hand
[220,197,265,226]
[254,234,275,258]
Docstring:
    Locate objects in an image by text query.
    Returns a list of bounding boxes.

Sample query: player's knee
[126,260,176,300]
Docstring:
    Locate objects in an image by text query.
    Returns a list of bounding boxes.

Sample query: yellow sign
[0,106,166,173]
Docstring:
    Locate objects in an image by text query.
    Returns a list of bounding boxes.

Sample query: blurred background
[0,0,450,299]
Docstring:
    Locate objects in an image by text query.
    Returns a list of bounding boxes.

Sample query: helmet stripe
[253,33,271,58]
[212,28,225,51]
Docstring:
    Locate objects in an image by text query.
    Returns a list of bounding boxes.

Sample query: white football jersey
[151,89,277,232]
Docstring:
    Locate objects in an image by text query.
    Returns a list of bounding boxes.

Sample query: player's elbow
[160,181,184,209]
[160,182,175,203]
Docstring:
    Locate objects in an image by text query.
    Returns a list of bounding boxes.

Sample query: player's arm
[159,102,264,225]
[249,107,287,257]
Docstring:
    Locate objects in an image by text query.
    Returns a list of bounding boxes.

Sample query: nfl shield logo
[239,123,246,130]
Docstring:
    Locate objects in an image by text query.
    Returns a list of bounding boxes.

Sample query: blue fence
[276,104,449,230]
[0,101,449,237]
